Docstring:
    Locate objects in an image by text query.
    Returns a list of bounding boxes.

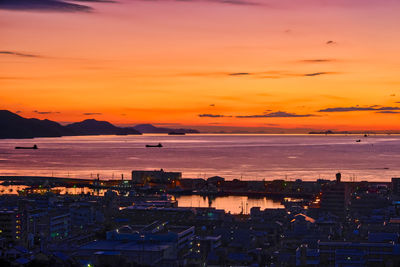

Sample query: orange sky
[1,0,400,132]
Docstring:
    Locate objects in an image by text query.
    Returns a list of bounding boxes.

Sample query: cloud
[0,51,40,58]
[209,0,260,5]
[209,104,215,107]
[326,40,338,45]
[229,72,252,76]
[0,0,114,12]
[183,70,337,79]
[300,59,335,63]
[33,110,60,114]
[83,112,102,115]
[236,111,315,118]
[304,72,330,77]
[376,111,400,114]
[198,114,232,118]
[133,0,261,6]
[319,106,400,112]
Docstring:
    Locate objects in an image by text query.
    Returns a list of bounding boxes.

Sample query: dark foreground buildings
[0,172,399,266]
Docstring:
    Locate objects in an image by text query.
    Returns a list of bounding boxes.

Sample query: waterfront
[0,184,283,214]
[175,195,284,214]
[0,134,400,181]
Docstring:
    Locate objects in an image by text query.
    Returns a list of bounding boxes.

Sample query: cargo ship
[146,143,163,148]
[15,144,38,149]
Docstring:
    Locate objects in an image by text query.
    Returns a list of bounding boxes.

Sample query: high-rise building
[320,173,350,218]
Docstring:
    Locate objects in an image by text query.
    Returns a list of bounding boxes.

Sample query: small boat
[168,132,185,135]
[356,140,361,142]
[146,143,163,148]
[15,144,38,149]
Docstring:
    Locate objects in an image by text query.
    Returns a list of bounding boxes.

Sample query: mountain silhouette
[0,110,141,139]
[66,119,141,135]
[0,110,74,139]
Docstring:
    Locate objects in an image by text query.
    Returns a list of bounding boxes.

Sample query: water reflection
[176,195,284,214]
[0,185,284,214]
[0,185,28,195]
[52,187,108,196]
[0,185,109,196]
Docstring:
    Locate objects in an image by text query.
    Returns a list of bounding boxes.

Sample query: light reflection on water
[175,195,284,214]
[0,185,108,196]
[0,185,283,214]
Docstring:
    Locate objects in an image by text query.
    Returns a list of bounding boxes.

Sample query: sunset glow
[1,0,400,132]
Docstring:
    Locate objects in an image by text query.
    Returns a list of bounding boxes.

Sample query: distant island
[308,130,377,135]
[133,124,199,134]
[0,110,199,139]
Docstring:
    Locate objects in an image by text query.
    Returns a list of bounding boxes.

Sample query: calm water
[0,184,282,214]
[0,134,399,181]
[175,195,284,214]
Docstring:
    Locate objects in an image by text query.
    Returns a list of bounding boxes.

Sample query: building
[132,169,182,184]
[49,211,71,240]
[318,241,400,266]
[0,209,23,244]
[320,173,350,218]
[78,221,195,266]
[392,178,400,196]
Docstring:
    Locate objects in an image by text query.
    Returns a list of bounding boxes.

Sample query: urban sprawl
[0,170,400,266]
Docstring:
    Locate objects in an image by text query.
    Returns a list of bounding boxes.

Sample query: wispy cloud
[376,111,400,114]
[198,114,232,118]
[228,72,252,76]
[326,40,338,45]
[83,112,102,115]
[304,72,330,77]
[0,51,41,58]
[236,111,315,118]
[319,106,400,112]
[133,0,261,6]
[0,0,114,12]
[299,59,335,63]
[183,70,337,79]
[33,110,60,115]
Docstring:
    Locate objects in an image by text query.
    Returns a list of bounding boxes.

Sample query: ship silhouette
[15,144,38,149]
[146,143,163,148]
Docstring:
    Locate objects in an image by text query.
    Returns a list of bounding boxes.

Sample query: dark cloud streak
[300,59,335,63]
[198,114,232,118]
[0,51,41,58]
[33,110,60,115]
[319,106,400,112]
[0,0,114,12]
[83,112,103,115]
[236,111,315,118]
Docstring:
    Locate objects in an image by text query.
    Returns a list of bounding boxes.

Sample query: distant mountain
[66,119,141,135]
[133,124,199,134]
[0,110,75,139]
[0,110,141,139]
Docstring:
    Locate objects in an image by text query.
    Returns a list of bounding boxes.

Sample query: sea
[0,134,399,182]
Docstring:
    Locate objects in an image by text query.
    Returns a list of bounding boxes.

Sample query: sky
[1,0,400,132]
